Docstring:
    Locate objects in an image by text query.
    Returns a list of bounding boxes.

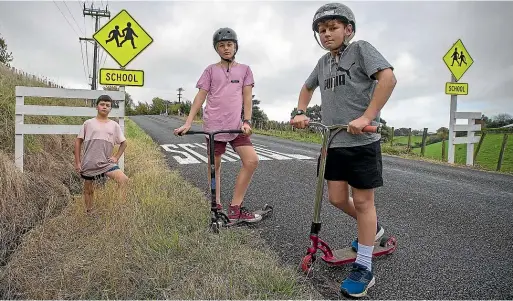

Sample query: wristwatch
[243,119,252,126]
[295,109,306,116]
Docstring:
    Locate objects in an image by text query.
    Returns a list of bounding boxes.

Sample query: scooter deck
[322,236,397,266]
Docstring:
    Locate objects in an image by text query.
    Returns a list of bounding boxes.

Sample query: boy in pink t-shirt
[174,27,261,223]
[74,95,129,214]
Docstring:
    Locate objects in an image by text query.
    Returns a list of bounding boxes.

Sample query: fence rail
[15,86,125,172]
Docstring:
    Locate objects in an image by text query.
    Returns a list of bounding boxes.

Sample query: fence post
[496,134,509,171]
[15,94,25,172]
[407,128,412,151]
[390,127,394,146]
[118,85,126,172]
[421,127,428,156]
[473,131,486,163]
[442,139,446,161]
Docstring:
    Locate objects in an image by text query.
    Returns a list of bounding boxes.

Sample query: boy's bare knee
[329,195,349,208]
[118,174,129,185]
[353,194,375,213]
[242,154,259,170]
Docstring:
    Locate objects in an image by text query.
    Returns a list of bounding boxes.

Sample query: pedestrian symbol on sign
[105,22,139,49]
[106,25,122,47]
[120,22,138,49]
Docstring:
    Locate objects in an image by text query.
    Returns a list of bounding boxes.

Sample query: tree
[480,113,513,128]
[241,95,268,124]
[0,34,13,67]
[436,127,449,139]
[180,100,192,115]
[290,105,321,121]
[150,97,167,115]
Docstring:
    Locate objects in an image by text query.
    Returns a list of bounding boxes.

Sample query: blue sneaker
[340,263,375,298]
[351,223,385,252]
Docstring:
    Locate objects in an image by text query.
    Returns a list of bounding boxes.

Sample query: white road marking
[160,142,314,165]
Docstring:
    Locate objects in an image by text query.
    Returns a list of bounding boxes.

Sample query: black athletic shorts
[316,140,383,189]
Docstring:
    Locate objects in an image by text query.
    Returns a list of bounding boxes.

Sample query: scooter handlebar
[289,119,381,133]
[178,129,243,136]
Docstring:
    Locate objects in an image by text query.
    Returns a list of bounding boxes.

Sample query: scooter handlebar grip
[362,125,381,133]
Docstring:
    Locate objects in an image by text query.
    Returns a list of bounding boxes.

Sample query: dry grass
[0,119,319,300]
[0,63,84,268]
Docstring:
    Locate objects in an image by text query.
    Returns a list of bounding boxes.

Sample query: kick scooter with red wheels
[178,128,273,233]
[291,119,397,274]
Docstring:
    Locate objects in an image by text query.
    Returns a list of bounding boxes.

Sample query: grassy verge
[0,63,84,269]
[253,128,513,174]
[1,118,318,300]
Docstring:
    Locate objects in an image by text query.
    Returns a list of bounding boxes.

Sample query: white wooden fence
[448,111,482,166]
[15,86,125,172]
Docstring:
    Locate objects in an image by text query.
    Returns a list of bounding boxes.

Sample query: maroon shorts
[206,134,253,156]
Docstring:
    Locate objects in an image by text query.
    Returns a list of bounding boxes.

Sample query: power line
[53,0,81,37]
[80,41,89,83]
[80,2,110,91]
[63,1,84,36]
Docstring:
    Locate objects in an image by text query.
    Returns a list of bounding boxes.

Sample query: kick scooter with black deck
[290,119,397,274]
[178,128,273,233]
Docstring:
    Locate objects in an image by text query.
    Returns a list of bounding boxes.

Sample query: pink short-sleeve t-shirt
[196,62,255,141]
[77,117,126,177]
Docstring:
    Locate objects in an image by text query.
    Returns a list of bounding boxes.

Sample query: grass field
[411,133,512,173]
[253,127,512,174]
[0,64,319,299]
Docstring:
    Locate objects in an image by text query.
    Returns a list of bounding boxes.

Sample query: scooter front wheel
[300,254,315,274]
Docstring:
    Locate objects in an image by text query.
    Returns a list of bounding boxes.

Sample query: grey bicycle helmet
[213,27,238,54]
[312,3,356,48]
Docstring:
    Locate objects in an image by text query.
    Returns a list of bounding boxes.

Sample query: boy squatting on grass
[291,3,397,298]
[174,27,261,223]
[74,94,129,214]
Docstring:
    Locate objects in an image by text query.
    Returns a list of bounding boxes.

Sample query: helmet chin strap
[219,44,237,72]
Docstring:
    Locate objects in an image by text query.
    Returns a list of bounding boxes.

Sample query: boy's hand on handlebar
[291,114,309,129]
[174,123,191,136]
[241,122,252,135]
[348,116,371,135]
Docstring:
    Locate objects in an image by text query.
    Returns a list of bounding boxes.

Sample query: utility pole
[80,3,110,92]
[177,87,184,103]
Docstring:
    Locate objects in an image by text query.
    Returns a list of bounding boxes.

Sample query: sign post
[442,39,479,166]
[92,9,153,171]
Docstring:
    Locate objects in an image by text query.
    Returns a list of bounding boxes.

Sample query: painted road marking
[160,143,314,165]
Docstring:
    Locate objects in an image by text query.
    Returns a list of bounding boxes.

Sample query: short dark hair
[96,94,113,105]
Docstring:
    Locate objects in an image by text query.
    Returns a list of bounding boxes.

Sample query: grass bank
[0,63,84,269]
[1,119,318,299]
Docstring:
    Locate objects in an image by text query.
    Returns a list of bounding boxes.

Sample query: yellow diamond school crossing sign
[93,9,153,68]
[443,39,474,81]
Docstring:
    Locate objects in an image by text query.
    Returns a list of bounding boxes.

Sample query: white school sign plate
[93,9,153,68]
[100,68,144,87]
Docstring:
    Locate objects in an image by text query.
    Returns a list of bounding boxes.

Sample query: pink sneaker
[227,205,262,223]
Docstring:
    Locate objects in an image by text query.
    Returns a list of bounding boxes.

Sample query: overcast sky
[1,1,512,130]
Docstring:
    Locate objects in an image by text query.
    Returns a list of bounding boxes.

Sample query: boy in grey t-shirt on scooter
[291,2,397,298]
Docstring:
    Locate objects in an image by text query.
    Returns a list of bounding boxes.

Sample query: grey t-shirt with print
[305,40,393,148]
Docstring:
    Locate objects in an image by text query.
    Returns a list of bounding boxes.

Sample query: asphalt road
[131,115,513,300]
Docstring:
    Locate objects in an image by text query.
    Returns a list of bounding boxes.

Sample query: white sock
[355,243,374,271]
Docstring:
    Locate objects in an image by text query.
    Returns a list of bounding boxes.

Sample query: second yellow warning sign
[99,68,144,87]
